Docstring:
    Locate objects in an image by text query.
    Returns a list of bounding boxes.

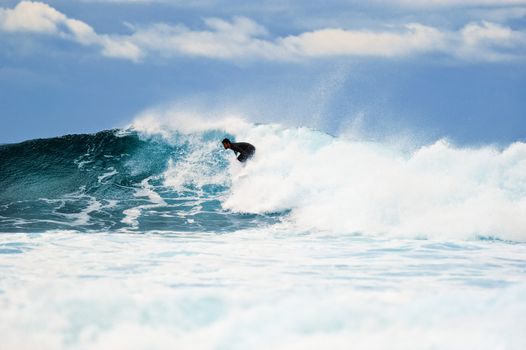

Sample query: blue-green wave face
[0,129,279,233]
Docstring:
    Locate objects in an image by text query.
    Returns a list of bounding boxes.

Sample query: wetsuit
[229,142,256,162]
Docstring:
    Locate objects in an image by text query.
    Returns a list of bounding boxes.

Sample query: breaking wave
[1,113,525,241]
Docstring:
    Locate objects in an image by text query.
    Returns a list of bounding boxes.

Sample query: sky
[0,0,525,144]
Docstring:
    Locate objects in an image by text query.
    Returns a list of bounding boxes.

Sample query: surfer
[222,138,256,162]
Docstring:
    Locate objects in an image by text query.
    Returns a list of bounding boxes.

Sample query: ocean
[1,116,525,349]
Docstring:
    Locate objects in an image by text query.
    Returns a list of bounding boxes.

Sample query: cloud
[0,1,64,33]
[1,1,525,63]
[128,17,284,60]
[128,18,525,62]
[0,1,142,61]
[456,21,526,60]
[278,24,445,58]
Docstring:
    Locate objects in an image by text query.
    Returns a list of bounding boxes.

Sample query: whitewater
[1,113,525,349]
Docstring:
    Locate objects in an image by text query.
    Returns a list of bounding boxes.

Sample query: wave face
[1,119,526,240]
[0,128,278,233]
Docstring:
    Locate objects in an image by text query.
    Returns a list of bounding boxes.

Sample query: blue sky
[1,0,525,144]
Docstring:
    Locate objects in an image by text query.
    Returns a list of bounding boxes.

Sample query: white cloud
[278,23,445,58]
[456,21,526,60]
[127,18,525,62]
[1,1,525,63]
[100,35,143,60]
[0,1,143,61]
[0,1,65,33]
[129,17,283,60]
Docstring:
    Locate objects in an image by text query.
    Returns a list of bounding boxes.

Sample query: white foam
[121,207,141,227]
[135,178,167,205]
[223,125,526,241]
[97,167,118,183]
[121,177,167,229]
[74,145,95,169]
[130,110,526,241]
[163,150,230,194]
[1,231,525,350]
[52,190,106,227]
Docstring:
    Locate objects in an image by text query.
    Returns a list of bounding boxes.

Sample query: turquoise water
[1,121,526,349]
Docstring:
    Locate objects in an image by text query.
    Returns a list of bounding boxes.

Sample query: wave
[1,114,526,240]
[0,126,276,233]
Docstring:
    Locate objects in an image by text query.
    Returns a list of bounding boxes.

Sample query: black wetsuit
[229,142,256,162]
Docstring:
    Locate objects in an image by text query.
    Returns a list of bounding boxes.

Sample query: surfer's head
[222,138,231,149]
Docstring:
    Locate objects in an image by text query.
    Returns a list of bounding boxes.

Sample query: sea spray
[1,115,525,240]
[131,113,526,241]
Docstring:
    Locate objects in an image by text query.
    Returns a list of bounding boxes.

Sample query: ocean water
[1,116,525,349]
